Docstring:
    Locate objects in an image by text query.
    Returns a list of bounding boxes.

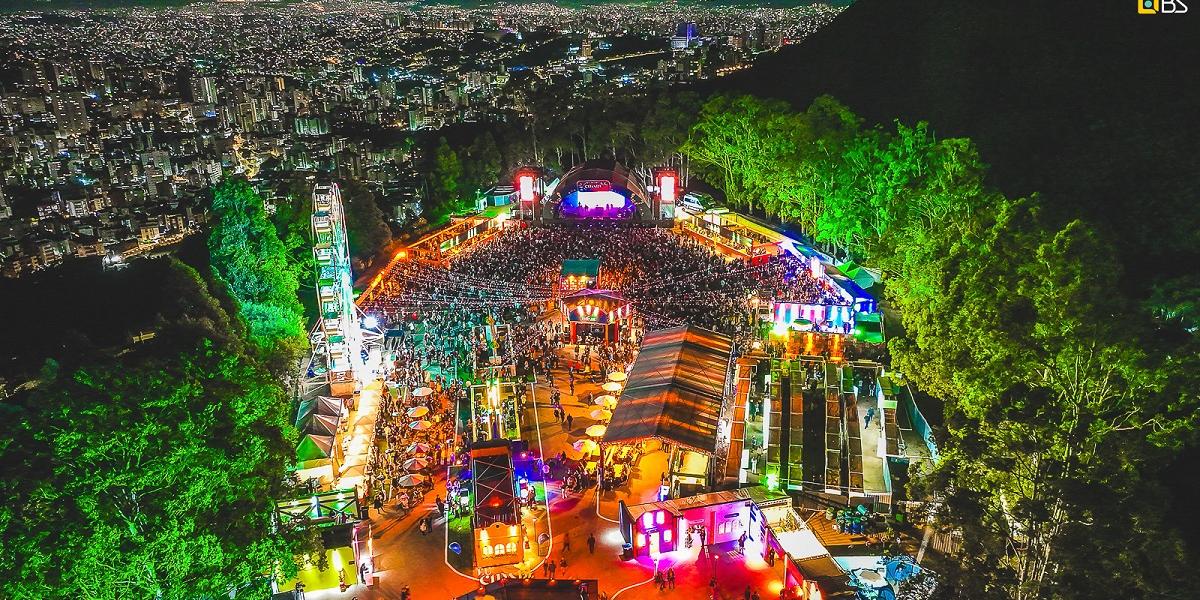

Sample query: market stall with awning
[602,325,733,484]
[295,395,346,429]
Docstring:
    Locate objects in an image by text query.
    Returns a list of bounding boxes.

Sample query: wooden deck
[804,512,874,550]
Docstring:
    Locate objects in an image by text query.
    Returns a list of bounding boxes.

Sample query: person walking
[559,555,569,576]
[548,559,557,579]
[667,568,675,589]
[563,532,571,553]
[566,414,574,431]
[587,532,596,554]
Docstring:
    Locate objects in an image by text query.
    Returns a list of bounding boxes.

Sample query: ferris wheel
[304,182,377,396]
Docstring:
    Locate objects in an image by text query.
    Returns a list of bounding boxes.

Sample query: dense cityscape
[0,1,839,277]
[1,2,1197,600]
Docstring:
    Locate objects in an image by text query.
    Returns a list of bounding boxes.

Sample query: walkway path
[336,375,382,492]
[334,342,789,600]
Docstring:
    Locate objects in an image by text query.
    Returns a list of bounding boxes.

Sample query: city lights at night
[0,2,1196,600]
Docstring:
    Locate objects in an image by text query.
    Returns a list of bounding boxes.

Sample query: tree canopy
[0,259,311,600]
[683,91,1200,599]
[460,131,502,196]
[338,178,393,265]
[207,177,307,351]
[424,136,465,220]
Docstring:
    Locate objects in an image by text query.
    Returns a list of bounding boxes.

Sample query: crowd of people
[434,223,847,337]
[357,220,884,530]
[361,223,854,358]
[363,347,459,515]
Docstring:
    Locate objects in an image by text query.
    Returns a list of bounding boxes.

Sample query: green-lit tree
[0,259,314,600]
[681,90,1200,599]
[272,173,318,285]
[890,198,1198,599]
[683,94,797,214]
[207,178,306,351]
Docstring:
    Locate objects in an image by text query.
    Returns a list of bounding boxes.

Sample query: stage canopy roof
[602,325,733,454]
[471,440,518,527]
[562,289,631,324]
[303,412,341,437]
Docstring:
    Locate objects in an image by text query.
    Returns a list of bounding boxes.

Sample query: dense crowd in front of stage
[356,223,881,514]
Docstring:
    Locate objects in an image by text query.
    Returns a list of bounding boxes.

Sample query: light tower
[309,183,362,397]
[513,166,542,221]
[652,167,678,222]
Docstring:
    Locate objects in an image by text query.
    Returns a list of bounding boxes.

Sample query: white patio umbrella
[586,424,607,438]
[396,474,427,487]
[573,439,599,455]
[409,420,433,431]
[593,394,617,406]
[402,457,430,471]
[413,386,434,398]
[589,408,612,421]
[406,442,432,454]
[601,381,623,393]
[407,405,430,418]
[606,372,627,383]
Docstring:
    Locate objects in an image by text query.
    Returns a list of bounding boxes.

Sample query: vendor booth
[602,325,734,493]
[620,489,754,558]
[560,258,600,292]
[770,302,856,334]
[470,440,525,568]
[273,489,371,595]
[619,488,852,598]
[292,395,349,488]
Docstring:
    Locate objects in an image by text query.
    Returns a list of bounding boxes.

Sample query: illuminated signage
[576,179,612,192]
